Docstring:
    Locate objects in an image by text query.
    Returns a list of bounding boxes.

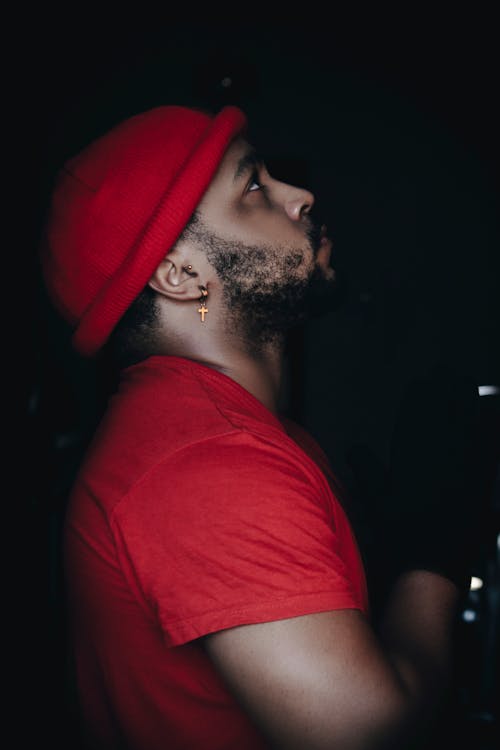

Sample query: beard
[184,213,339,352]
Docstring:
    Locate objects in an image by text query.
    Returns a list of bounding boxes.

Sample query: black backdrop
[17,14,499,748]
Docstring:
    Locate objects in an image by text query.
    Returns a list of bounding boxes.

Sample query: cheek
[259,249,312,287]
[232,203,286,236]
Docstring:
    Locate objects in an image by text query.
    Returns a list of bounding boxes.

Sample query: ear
[148,246,202,302]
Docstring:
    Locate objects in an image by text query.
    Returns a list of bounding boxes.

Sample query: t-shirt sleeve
[111,431,368,647]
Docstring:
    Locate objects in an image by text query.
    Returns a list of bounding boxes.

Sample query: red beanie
[40,104,247,356]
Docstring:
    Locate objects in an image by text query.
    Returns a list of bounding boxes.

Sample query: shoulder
[114,429,333,524]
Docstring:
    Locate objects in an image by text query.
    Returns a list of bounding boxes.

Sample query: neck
[208,346,285,415]
[153,300,286,414]
[159,338,285,415]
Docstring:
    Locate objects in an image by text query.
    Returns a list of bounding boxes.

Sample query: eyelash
[247,169,267,194]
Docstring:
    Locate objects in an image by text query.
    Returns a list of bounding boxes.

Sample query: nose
[281,182,315,222]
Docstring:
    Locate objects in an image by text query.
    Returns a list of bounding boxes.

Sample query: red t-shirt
[64,355,369,749]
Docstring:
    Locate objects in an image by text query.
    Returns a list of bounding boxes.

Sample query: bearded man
[40,104,477,750]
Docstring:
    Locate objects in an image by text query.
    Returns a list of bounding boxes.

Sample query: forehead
[194,135,255,214]
[210,135,254,185]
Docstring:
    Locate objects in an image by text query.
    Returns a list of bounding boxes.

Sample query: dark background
[18,13,499,748]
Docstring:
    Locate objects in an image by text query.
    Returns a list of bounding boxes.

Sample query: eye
[246,169,264,193]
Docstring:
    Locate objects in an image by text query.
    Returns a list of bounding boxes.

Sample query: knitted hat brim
[72,105,247,357]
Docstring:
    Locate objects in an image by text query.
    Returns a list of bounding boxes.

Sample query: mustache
[304,218,324,254]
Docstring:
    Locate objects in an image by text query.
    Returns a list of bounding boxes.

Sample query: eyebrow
[233,148,266,182]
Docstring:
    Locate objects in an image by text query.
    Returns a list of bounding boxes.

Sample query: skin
[148,135,334,414]
[147,136,461,749]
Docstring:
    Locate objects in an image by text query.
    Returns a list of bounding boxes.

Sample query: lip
[317,223,332,253]
[318,225,333,251]
[316,233,334,276]
[311,222,334,278]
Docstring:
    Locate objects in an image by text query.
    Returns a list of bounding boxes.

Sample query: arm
[203,569,460,750]
[203,366,482,748]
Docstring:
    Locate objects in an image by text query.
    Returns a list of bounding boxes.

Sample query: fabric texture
[63,356,369,749]
[40,105,246,356]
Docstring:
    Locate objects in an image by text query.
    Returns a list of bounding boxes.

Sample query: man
[40,104,478,749]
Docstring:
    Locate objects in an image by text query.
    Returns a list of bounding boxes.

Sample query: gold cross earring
[198,286,208,322]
